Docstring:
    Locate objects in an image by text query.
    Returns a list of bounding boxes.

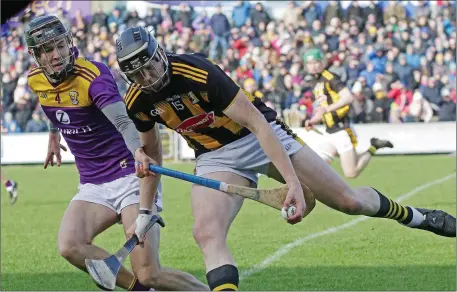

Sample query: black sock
[128,276,150,291]
[206,264,239,291]
[371,188,413,224]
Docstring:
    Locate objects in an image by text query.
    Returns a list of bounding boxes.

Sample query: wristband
[48,121,58,133]
[139,208,152,215]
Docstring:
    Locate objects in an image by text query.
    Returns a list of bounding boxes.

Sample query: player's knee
[135,267,161,287]
[58,239,80,261]
[343,169,359,179]
[344,172,359,179]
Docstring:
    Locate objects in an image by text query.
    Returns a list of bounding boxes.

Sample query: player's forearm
[139,175,161,210]
[224,92,300,186]
[251,121,300,186]
[101,101,143,156]
[324,88,354,112]
[139,127,163,210]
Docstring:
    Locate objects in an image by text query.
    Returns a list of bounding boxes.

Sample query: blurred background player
[304,48,394,179]
[25,15,207,291]
[1,170,18,205]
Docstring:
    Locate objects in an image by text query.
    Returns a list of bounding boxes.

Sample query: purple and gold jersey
[27,56,135,184]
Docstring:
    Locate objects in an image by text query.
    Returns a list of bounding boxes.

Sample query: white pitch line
[240,173,456,280]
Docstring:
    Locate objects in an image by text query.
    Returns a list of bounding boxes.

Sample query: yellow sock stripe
[388,201,398,219]
[395,203,405,220]
[368,145,377,155]
[385,199,394,218]
[396,204,406,220]
[399,206,410,222]
[128,276,137,291]
[214,283,238,291]
[387,200,397,219]
[391,202,402,219]
[394,205,407,221]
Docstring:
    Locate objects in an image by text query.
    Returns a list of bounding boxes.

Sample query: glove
[134,209,153,243]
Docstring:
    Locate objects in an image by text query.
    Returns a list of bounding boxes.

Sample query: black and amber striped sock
[368,145,377,155]
[371,188,414,225]
[128,276,149,291]
[206,264,239,291]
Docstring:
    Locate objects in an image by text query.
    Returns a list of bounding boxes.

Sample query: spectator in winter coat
[232,1,251,28]
[420,77,442,111]
[209,4,230,60]
[324,1,342,26]
[439,88,456,121]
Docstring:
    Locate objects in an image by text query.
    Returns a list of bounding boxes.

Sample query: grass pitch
[1,155,455,291]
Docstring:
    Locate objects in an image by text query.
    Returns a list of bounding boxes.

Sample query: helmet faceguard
[117,27,169,93]
[25,15,75,83]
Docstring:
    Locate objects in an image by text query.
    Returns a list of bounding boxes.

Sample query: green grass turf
[1,155,455,291]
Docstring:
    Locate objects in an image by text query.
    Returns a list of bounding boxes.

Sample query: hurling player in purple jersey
[1,170,18,205]
[25,15,208,291]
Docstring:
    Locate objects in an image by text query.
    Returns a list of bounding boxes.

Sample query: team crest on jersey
[175,111,215,133]
[120,159,128,169]
[69,91,79,105]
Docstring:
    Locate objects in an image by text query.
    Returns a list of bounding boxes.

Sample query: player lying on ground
[1,170,18,205]
[25,15,208,291]
[115,26,456,291]
[304,48,394,179]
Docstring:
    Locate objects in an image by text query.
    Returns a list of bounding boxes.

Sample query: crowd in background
[1,0,456,133]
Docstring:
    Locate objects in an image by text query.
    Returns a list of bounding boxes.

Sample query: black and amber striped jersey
[124,52,277,158]
[309,70,350,133]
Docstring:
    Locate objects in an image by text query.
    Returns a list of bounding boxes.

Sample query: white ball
[281,205,297,220]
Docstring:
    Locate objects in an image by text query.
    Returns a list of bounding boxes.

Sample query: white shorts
[71,173,163,214]
[318,127,358,161]
[195,121,304,184]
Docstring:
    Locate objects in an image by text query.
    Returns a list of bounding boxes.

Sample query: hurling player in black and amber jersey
[303,48,394,179]
[117,26,456,292]
[123,51,277,158]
